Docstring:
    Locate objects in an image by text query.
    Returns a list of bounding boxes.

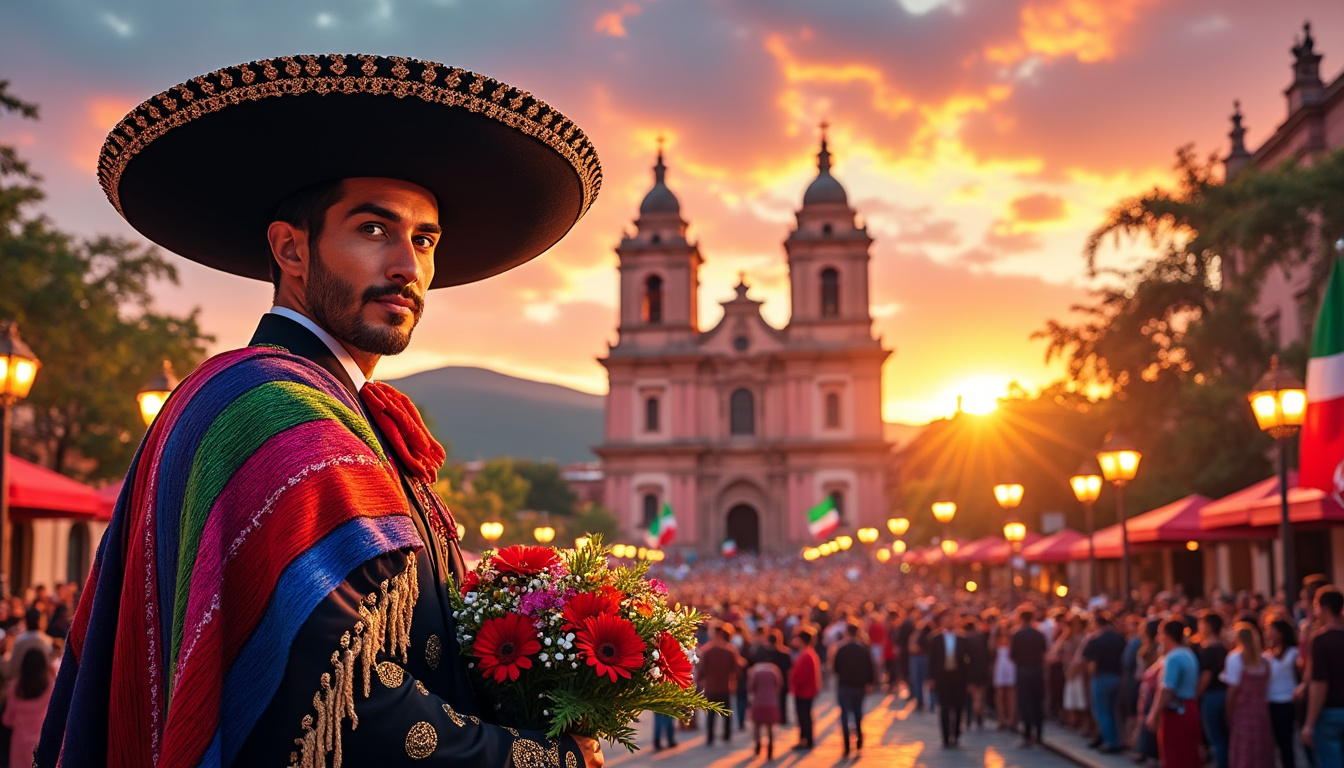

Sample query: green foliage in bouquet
[449,534,727,750]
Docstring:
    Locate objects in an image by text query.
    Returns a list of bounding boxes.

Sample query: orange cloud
[988,0,1156,65]
[594,2,642,37]
[70,95,136,173]
[765,33,915,120]
[1009,192,1068,223]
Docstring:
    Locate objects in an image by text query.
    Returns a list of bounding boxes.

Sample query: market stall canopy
[904,545,937,566]
[981,531,1044,565]
[1068,494,1253,559]
[950,536,1002,564]
[1021,528,1086,564]
[6,454,113,521]
[1243,486,1344,528]
[1200,474,1295,530]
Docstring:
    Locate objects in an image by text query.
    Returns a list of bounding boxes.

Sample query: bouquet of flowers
[449,534,726,749]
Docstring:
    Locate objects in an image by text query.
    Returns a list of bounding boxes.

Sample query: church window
[829,490,846,525]
[824,392,841,429]
[642,493,659,529]
[822,223,833,237]
[644,396,660,432]
[733,336,749,352]
[642,274,663,323]
[820,268,839,318]
[651,233,662,244]
[729,388,755,435]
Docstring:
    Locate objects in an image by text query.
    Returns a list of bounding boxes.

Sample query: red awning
[904,545,937,566]
[950,536,1002,563]
[1022,528,1087,564]
[1069,494,1254,559]
[6,454,113,521]
[981,531,1044,565]
[1200,474,1294,530]
[1244,486,1344,528]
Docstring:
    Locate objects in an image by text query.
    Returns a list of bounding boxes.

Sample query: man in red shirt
[789,629,822,750]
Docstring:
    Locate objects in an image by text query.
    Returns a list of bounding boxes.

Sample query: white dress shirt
[268,306,370,390]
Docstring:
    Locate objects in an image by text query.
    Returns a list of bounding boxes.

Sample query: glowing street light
[856,527,879,544]
[876,548,891,563]
[0,321,40,596]
[480,520,504,543]
[1097,432,1142,604]
[1249,355,1307,603]
[837,535,854,551]
[931,501,957,525]
[993,483,1024,510]
[137,360,180,426]
[1003,521,1027,546]
[940,539,959,557]
[1070,458,1104,598]
[887,517,910,536]
[533,524,555,544]
[891,540,907,555]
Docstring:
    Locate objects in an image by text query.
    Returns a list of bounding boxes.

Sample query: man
[1303,585,1344,765]
[37,55,603,768]
[2,609,52,679]
[697,623,743,746]
[1010,607,1048,747]
[927,609,970,747]
[1196,611,1230,768]
[1082,611,1126,754]
[831,621,875,757]
[789,629,821,751]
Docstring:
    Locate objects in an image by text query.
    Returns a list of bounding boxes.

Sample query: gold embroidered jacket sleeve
[233,548,584,767]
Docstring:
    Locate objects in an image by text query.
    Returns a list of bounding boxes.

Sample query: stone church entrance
[725,504,760,553]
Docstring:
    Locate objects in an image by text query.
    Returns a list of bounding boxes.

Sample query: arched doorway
[725,505,760,554]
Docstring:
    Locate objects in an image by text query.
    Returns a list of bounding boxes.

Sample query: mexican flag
[1303,259,1344,494]
[720,539,738,557]
[806,495,840,539]
[645,502,677,548]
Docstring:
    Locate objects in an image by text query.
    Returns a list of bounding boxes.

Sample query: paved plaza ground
[605,687,1082,768]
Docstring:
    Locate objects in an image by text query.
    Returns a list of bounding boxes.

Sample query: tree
[514,460,578,517]
[0,81,212,479]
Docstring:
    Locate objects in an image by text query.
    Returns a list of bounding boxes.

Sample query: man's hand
[1301,724,1314,748]
[572,734,603,768]
[1144,713,1159,734]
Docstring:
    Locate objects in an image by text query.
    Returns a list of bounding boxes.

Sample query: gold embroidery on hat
[406,721,437,760]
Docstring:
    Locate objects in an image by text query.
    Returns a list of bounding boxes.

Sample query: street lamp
[940,539,959,557]
[0,322,40,597]
[1070,459,1104,598]
[137,360,179,426]
[931,501,957,525]
[856,527,879,544]
[1248,355,1307,603]
[1097,432,1142,604]
[836,535,854,551]
[887,516,910,536]
[533,524,555,544]
[891,540,907,555]
[876,548,891,563]
[1004,520,1027,603]
[480,520,504,544]
[992,483,1024,510]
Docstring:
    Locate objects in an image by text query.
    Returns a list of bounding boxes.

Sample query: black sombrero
[98,54,601,288]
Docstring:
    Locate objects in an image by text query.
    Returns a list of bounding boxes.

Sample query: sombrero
[97,54,601,288]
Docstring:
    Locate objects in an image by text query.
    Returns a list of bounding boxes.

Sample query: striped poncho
[36,345,423,768]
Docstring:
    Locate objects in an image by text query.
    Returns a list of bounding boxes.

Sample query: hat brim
[99,55,602,289]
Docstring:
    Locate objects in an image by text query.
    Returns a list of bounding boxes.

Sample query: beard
[306,242,425,356]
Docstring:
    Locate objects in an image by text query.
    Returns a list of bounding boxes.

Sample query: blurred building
[595,133,893,555]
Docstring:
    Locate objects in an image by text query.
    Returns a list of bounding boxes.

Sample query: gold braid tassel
[290,552,419,768]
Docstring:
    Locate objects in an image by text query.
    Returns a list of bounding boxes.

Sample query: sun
[950,375,1008,416]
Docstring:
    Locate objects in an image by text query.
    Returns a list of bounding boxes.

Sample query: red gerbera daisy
[459,569,480,595]
[492,545,562,577]
[576,613,646,682]
[473,613,541,683]
[655,632,694,689]
[561,591,620,631]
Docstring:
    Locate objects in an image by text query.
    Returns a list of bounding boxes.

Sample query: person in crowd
[1147,618,1201,768]
[994,615,1018,730]
[789,629,821,751]
[1264,619,1299,768]
[1053,613,1087,730]
[1011,607,1048,747]
[894,608,915,696]
[928,609,970,747]
[1120,615,1143,743]
[907,612,931,711]
[962,616,991,731]
[651,711,677,752]
[1198,611,1231,768]
[1131,619,1162,766]
[4,648,52,768]
[696,623,744,746]
[734,624,756,732]
[2,609,51,681]
[1045,609,1069,721]
[746,654,783,760]
[831,621,875,757]
[1303,585,1344,766]
[1222,620,1273,768]
[1083,611,1126,753]
[753,629,792,728]
[867,609,889,692]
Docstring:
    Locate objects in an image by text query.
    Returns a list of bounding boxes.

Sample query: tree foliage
[515,460,579,517]
[0,81,212,479]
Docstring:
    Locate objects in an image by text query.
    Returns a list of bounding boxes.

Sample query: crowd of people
[0,583,78,768]
[667,556,1344,767]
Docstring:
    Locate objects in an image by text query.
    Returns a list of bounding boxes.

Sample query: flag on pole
[1303,259,1344,496]
[806,495,840,539]
[646,502,677,548]
[720,539,738,557]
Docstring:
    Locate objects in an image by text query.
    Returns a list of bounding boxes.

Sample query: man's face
[305,178,439,356]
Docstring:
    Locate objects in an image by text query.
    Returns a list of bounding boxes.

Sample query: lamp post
[1004,520,1027,604]
[887,516,910,537]
[992,482,1024,512]
[932,501,957,586]
[480,520,504,545]
[532,511,556,545]
[0,322,40,597]
[1097,433,1142,604]
[1070,460,1103,598]
[1248,355,1307,604]
[137,360,179,426]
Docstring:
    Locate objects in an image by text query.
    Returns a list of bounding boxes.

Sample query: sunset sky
[3,0,1342,424]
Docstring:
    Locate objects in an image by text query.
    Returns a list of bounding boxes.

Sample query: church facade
[594,135,893,556]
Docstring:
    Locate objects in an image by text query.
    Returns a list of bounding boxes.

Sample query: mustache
[363,284,425,316]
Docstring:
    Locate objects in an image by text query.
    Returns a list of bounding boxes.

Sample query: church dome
[639,149,681,215]
[801,132,848,207]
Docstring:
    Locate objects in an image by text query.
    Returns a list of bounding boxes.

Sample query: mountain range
[385,366,924,463]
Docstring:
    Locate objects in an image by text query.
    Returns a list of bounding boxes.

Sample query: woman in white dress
[993,616,1018,730]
